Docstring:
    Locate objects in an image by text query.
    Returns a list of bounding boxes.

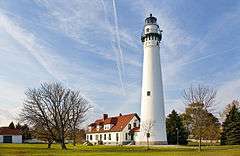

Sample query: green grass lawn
[0,144,240,156]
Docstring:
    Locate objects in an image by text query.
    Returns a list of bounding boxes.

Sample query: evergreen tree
[21,124,32,141]
[226,122,240,145]
[221,104,240,145]
[8,121,15,129]
[16,123,22,129]
[166,110,188,145]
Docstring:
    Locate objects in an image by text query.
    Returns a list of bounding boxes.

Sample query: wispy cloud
[0,13,68,82]
[112,0,126,95]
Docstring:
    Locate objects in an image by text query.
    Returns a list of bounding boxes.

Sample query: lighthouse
[137,14,167,144]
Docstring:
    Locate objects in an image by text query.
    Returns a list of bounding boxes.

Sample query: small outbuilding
[0,127,22,143]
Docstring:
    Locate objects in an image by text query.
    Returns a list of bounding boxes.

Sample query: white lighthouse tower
[137,14,167,144]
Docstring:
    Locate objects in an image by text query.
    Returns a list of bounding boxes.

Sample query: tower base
[135,141,168,145]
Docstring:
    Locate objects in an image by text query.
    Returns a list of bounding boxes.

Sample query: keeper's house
[0,127,22,143]
[86,113,140,145]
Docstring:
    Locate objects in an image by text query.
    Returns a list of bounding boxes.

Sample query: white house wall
[12,135,22,143]
[0,135,3,143]
[0,135,22,143]
[87,132,121,145]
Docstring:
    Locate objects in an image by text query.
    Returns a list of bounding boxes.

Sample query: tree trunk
[73,137,76,146]
[147,137,149,150]
[199,137,202,151]
[48,142,52,149]
[61,141,67,150]
[47,139,52,148]
[61,131,67,150]
[73,131,76,146]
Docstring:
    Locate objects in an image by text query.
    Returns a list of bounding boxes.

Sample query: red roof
[87,113,140,133]
[0,127,21,135]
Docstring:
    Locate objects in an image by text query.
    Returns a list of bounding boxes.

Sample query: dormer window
[88,126,92,131]
[104,124,111,130]
[96,125,101,131]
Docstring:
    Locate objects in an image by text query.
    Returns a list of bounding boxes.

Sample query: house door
[3,136,12,143]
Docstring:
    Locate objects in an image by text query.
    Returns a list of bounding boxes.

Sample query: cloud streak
[0,13,67,82]
[112,0,126,94]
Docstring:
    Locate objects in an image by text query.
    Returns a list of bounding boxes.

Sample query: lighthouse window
[147,91,151,96]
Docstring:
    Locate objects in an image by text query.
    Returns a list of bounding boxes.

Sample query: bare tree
[183,85,217,151]
[20,82,91,150]
[141,120,154,150]
[68,91,91,146]
[183,85,217,110]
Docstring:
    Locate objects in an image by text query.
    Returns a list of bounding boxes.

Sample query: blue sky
[0,0,240,126]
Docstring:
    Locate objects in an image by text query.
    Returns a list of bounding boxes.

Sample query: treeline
[165,85,240,151]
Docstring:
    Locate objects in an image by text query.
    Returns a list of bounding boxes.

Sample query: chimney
[119,113,122,116]
[103,114,108,120]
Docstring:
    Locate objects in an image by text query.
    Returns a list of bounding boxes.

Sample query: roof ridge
[106,113,136,119]
[92,113,136,123]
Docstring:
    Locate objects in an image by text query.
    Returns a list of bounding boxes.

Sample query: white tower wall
[137,14,167,144]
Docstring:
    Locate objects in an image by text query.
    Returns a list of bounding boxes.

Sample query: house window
[104,134,106,140]
[95,135,98,140]
[147,91,151,96]
[146,28,149,32]
[86,135,89,141]
[116,133,119,141]
[125,133,128,140]
[128,124,131,130]
[109,134,111,140]
[133,122,137,128]
[100,134,102,141]
[90,135,92,140]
